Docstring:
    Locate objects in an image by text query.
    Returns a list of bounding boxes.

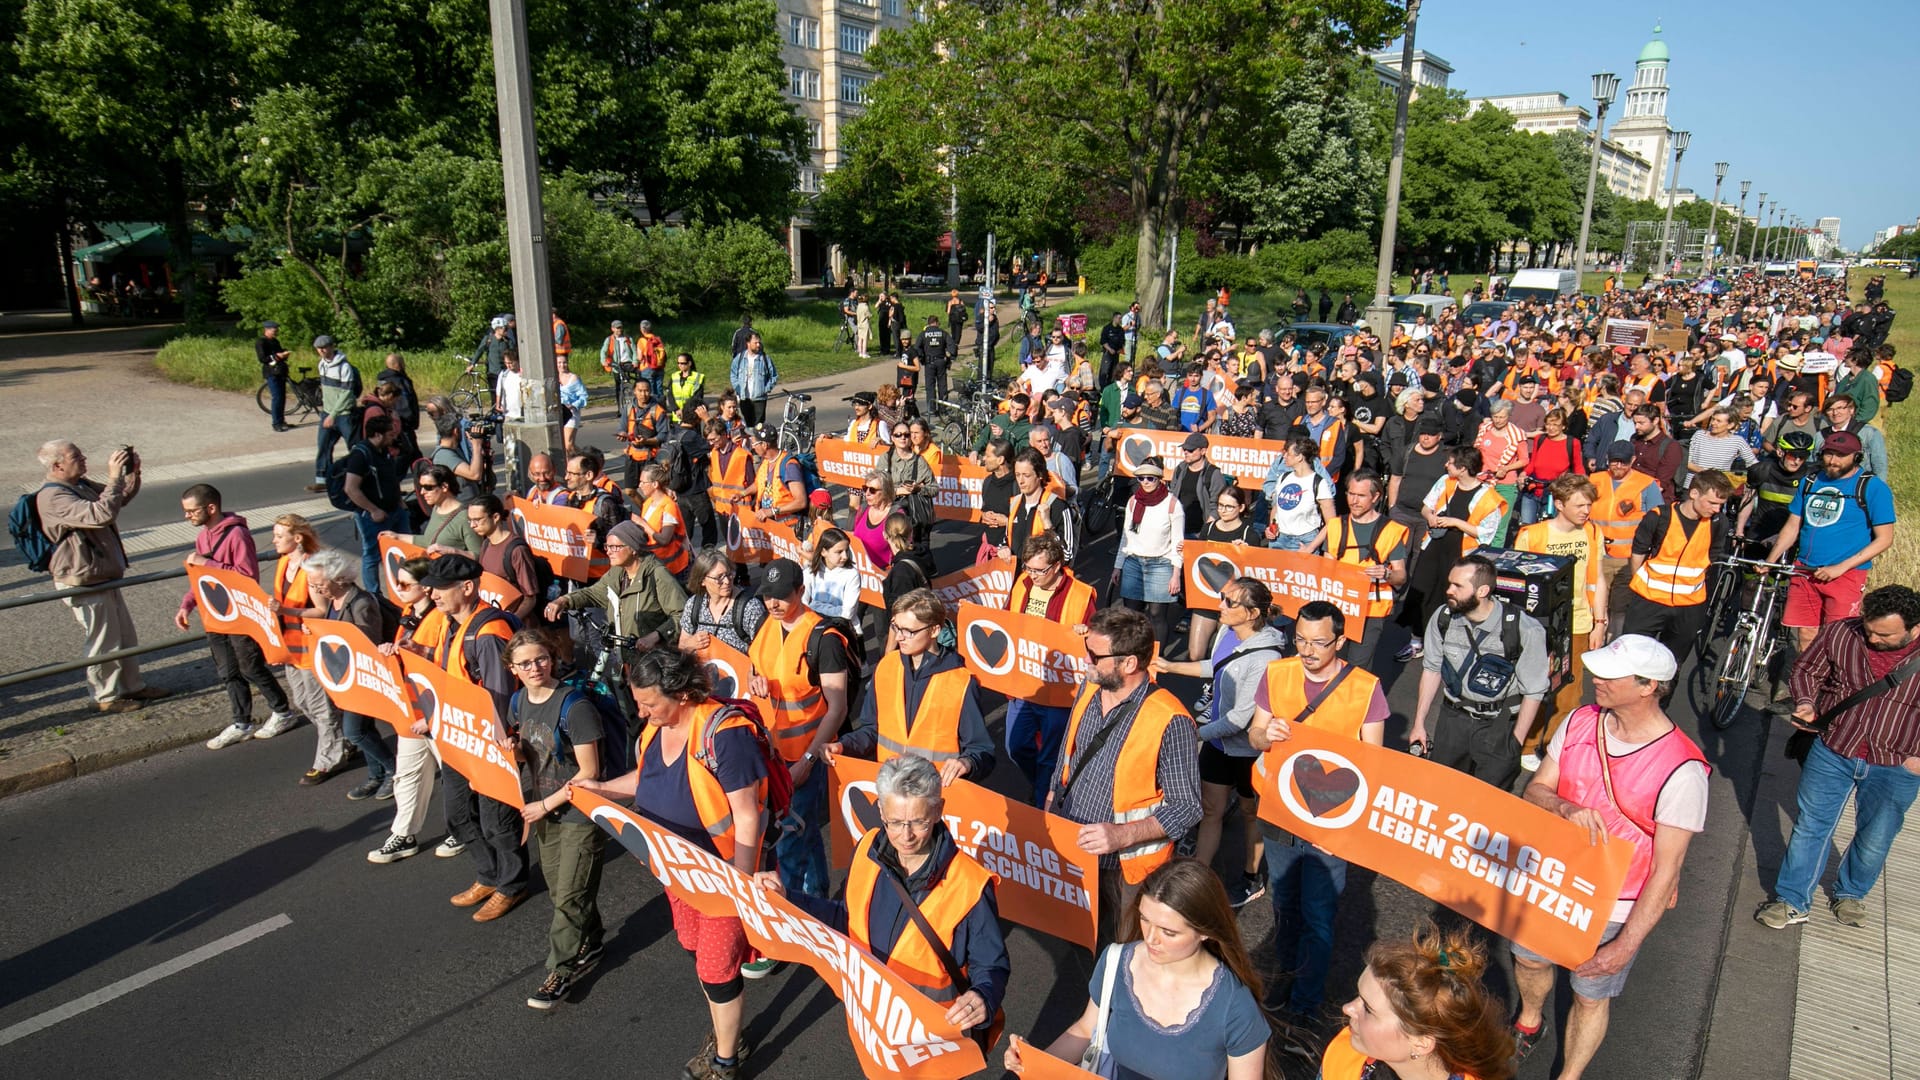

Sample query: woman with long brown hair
[1005,858,1269,1079]
[1318,922,1514,1080]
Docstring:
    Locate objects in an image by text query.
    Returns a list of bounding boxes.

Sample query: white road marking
[0,913,293,1047]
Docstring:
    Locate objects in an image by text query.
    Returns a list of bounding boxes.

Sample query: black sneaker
[570,940,606,976]
[1226,873,1266,909]
[346,778,381,801]
[528,968,574,1010]
[1511,1018,1549,1063]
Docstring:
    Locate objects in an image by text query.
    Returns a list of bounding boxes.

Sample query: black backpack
[327,442,383,513]
[808,616,867,726]
[1885,366,1912,404]
[659,429,707,495]
[513,672,637,778]
[1798,471,1880,529]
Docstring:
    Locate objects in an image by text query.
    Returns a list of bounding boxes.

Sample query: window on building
[840,74,871,104]
[807,120,824,151]
[806,70,821,99]
[840,23,872,55]
[787,14,819,48]
[790,67,820,99]
[884,0,902,14]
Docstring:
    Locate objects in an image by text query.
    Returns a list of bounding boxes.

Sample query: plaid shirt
[1049,680,1203,869]
[1791,618,1920,768]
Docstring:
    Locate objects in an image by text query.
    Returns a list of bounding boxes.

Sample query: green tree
[808,99,948,287]
[1209,58,1389,245]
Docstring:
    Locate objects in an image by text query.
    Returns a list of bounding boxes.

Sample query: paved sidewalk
[1787,797,1920,1079]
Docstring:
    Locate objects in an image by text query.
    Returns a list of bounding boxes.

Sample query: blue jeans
[1517,488,1551,527]
[342,711,394,782]
[642,367,663,402]
[1007,701,1070,806]
[315,409,358,483]
[1266,833,1348,1011]
[267,374,286,426]
[1772,738,1920,911]
[352,510,383,593]
[774,761,830,898]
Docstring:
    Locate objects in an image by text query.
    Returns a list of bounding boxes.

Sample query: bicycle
[835,316,857,350]
[773,389,816,455]
[1693,554,1808,730]
[256,365,323,421]
[448,354,494,414]
[931,377,1004,456]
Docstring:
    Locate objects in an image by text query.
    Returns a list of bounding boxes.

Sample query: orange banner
[1108,427,1281,491]
[379,534,525,612]
[829,756,1099,950]
[397,650,523,808]
[929,558,1015,613]
[1255,725,1631,969]
[814,437,1060,523]
[186,564,291,665]
[694,638,777,721]
[304,616,414,731]
[1182,542,1370,642]
[723,508,887,608]
[1009,1037,1101,1080]
[572,787,986,1079]
[507,496,605,581]
[953,601,1087,709]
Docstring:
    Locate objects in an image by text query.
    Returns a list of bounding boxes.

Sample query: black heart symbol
[198,579,232,618]
[703,662,737,700]
[968,624,1009,668]
[1292,755,1361,818]
[850,787,884,835]
[318,641,352,684]
[1124,438,1155,467]
[411,684,438,724]
[385,547,404,580]
[1197,557,1236,593]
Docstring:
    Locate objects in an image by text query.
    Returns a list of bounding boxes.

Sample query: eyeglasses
[704,571,732,584]
[604,540,630,551]
[1025,561,1058,576]
[511,656,553,671]
[882,817,937,834]
[1220,595,1251,609]
[1296,637,1339,650]
[891,623,932,638]
[1085,647,1117,662]
[416,482,441,491]
[865,485,883,493]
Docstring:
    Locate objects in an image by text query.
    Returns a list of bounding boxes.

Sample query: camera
[460,410,501,442]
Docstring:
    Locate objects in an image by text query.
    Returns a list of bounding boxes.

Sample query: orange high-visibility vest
[624,400,669,463]
[749,608,836,761]
[755,452,803,516]
[637,700,767,867]
[1516,519,1603,606]
[1058,683,1193,884]
[873,654,972,762]
[1007,571,1096,625]
[846,416,887,446]
[708,446,752,513]
[1316,1028,1481,1080]
[844,829,996,1005]
[1631,505,1714,606]
[1589,469,1655,559]
[271,557,313,667]
[400,606,448,653]
[638,491,689,574]
[552,315,571,360]
[1326,516,1408,619]
[438,605,515,682]
[1317,418,1348,481]
[1429,478,1507,553]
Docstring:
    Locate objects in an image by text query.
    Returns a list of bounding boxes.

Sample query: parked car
[1267,321,1360,353]
[1389,292,1457,330]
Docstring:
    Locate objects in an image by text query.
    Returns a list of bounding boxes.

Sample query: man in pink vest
[1507,635,1709,1079]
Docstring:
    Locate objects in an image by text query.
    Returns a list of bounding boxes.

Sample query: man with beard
[1409,555,1551,788]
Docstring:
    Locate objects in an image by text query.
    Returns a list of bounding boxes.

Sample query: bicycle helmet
[1777,431,1815,457]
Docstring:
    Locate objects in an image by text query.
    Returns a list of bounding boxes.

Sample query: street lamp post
[1748,194,1766,264]
[1705,161,1728,273]
[1728,180,1750,273]
[1653,131,1691,275]
[1765,205,1780,260]
[1573,71,1620,284]
[1363,0,1422,345]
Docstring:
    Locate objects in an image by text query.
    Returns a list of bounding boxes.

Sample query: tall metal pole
[1765,205,1779,260]
[1729,180,1750,272]
[1748,194,1766,264]
[1654,131,1690,275]
[1705,161,1728,273]
[1364,0,1421,344]
[1573,72,1619,285]
[946,153,960,288]
[489,0,562,467]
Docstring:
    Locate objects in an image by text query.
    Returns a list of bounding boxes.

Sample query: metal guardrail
[0,549,275,689]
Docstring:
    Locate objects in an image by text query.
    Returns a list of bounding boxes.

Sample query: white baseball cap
[1582,634,1677,682]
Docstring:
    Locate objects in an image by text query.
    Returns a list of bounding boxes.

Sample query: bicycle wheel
[1695,567,1740,671]
[291,382,321,419]
[931,416,967,455]
[256,383,273,416]
[450,389,480,415]
[1711,622,1759,730]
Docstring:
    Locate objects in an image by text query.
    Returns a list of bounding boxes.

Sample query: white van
[1505,269,1579,304]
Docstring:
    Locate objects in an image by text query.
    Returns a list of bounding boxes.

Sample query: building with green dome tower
[1609,23,1675,199]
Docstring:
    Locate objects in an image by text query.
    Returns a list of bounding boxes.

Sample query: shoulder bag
[1079,943,1123,1075]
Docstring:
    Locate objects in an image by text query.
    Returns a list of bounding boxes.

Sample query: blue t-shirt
[1089,943,1268,1080]
[1788,470,1895,570]
[633,723,768,857]
[1171,386,1215,431]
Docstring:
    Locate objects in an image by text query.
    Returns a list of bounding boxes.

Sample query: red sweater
[1527,435,1583,483]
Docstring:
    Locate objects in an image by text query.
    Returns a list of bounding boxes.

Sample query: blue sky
[1403,1,1917,250]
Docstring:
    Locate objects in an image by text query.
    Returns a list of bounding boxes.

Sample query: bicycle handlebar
[1713,554,1807,575]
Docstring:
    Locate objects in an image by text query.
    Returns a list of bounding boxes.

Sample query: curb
[0,692,229,801]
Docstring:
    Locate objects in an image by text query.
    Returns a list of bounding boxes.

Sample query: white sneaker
[436,837,468,858]
[253,712,300,740]
[1521,753,1543,773]
[206,723,256,750]
[368,834,420,864]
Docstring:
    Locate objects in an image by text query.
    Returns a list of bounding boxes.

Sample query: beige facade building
[1467,92,1655,199]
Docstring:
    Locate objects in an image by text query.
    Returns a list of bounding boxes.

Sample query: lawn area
[1860,268,1917,588]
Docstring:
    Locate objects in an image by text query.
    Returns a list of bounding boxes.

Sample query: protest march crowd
[24,266,1920,1080]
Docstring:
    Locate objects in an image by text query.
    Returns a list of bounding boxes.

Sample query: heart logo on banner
[383,547,407,592]
[703,661,738,700]
[1122,436,1157,468]
[967,621,1013,675]
[197,579,234,619]
[1292,755,1362,819]
[1194,555,1238,596]
[846,783,884,837]
[318,641,352,686]
[410,682,438,726]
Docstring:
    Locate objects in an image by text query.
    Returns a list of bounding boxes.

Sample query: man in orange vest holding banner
[1617,469,1732,685]
[748,558,854,905]
[1047,607,1200,946]
[1247,600,1389,1043]
[1588,441,1664,614]
[1510,635,1708,1077]
[420,554,529,924]
[1005,534,1096,804]
[1323,469,1408,669]
[564,449,629,550]
[830,589,993,785]
[633,462,691,579]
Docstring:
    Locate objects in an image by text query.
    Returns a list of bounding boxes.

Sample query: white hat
[1582,634,1677,682]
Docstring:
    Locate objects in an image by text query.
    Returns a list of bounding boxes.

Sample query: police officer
[1409,554,1551,788]
[915,316,953,416]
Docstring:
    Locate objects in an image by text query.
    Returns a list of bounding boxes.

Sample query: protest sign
[185,564,291,665]
[303,616,413,731]
[1255,725,1631,968]
[953,602,1086,709]
[1008,1037,1101,1080]
[694,638,777,723]
[929,558,1015,613]
[1107,427,1281,491]
[397,651,523,808]
[1182,542,1370,641]
[507,496,605,581]
[379,535,523,612]
[723,509,885,607]
[1601,319,1650,348]
[830,757,1098,949]
[572,788,986,1079]
[814,437,1062,523]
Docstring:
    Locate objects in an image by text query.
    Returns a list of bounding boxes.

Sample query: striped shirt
[1049,680,1204,869]
[1790,618,1920,768]
[1684,432,1758,474]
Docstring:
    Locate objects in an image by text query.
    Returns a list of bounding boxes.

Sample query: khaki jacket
[37,474,139,586]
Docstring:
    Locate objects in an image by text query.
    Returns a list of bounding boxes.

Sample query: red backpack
[694,698,795,823]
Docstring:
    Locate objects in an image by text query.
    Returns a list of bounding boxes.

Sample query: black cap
[416,554,483,588]
[1607,441,1637,464]
[746,424,775,444]
[846,391,877,407]
[1414,415,1446,436]
[762,558,804,598]
[1420,373,1443,393]
[1516,374,1539,386]
[1182,432,1209,451]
